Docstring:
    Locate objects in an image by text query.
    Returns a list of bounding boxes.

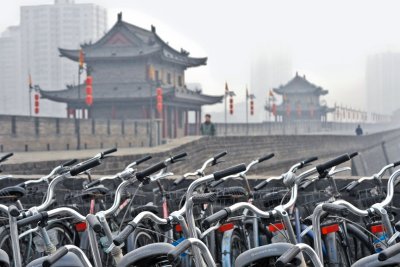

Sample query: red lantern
[86,85,92,95]
[85,94,93,106]
[156,87,163,114]
[34,93,39,114]
[85,76,93,106]
[250,100,254,115]
[229,97,234,115]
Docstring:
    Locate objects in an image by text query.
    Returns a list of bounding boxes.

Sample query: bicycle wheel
[132,229,157,249]
[0,227,36,266]
[230,229,247,266]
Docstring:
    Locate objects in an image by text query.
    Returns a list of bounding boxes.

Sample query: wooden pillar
[73,109,76,119]
[195,109,201,135]
[67,107,70,118]
[82,109,86,119]
[162,105,167,139]
[174,107,178,138]
[184,110,188,136]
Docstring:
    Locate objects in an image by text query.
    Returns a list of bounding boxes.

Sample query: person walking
[355,124,363,136]
[200,114,216,136]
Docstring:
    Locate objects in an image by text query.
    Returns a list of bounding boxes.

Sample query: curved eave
[175,92,223,105]
[273,88,329,95]
[59,48,80,61]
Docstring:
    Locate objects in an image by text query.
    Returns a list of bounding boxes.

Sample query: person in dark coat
[355,124,363,136]
[200,114,216,136]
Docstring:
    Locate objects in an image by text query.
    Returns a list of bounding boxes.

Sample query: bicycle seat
[80,185,110,199]
[0,186,26,200]
[26,252,83,267]
[0,249,9,267]
[131,204,159,218]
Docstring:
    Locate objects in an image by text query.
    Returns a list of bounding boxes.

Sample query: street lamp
[246,91,255,136]
[224,89,235,136]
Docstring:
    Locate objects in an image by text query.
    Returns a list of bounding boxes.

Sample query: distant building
[0,26,22,115]
[40,13,222,139]
[18,0,107,116]
[266,73,334,122]
[250,47,292,122]
[366,52,400,115]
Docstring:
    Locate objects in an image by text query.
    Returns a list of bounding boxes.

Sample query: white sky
[2,0,400,113]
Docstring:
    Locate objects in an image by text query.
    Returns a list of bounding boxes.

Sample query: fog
[1,0,400,119]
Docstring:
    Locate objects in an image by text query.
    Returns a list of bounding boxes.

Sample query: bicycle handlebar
[61,159,78,167]
[136,162,166,181]
[258,153,275,163]
[0,153,13,163]
[213,164,246,181]
[42,247,69,267]
[378,242,400,261]
[86,214,102,233]
[17,211,48,227]
[70,158,102,176]
[315,154,350,175]
[275,245,301,267]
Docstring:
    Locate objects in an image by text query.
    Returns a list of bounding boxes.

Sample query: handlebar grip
[316,154,350,175]
[86,214,102,233]
[349,152,358,159]
[17,211,48,227]
[254,180,269,191]
[103,147,117,156]
[135,155,152,165]
[209,179,225,188]
[275,245,301,267]
[321,203,349,217]
[173,176,186,186]
[8,205,20,217]
[258,153,275,163]
[378,242,400,261]
[303,156,318,165]
[61,159,78,167]
[70,158,102,176]
[171,152,188,163]
[192,192,217,205]
[393,160,400,167]
[395,221,400,232]
[42,246,69,267]
[0,153,13,162]
[113,222,137,246]
[135,162,167,182]
[213,151,227,161]
[213,164,247,181]
[202,208,231,229]
[167,239,191,262]
[86,179,101,188]
[345,181,359,192]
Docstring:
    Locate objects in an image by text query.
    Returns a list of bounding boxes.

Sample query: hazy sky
[2,0,400,113]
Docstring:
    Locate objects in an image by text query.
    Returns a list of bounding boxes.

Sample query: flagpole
[224,92,227,136]
[29,89,32,117]
[246,89,249,136]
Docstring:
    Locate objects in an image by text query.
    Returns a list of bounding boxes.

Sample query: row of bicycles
[0,148,400,266]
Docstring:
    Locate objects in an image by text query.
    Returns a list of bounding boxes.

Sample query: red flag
[28,74,33,90]
[79,49,84,69]
[272,103,277,116]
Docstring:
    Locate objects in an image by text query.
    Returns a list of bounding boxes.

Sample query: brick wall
[3,127,400,176]
[0,115,162,152]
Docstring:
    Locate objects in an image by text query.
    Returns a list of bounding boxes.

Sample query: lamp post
[224,89,235,136]
[246,91,255,136]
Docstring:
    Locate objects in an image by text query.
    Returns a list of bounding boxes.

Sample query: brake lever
[211,160,225,166]
[172,158,186,163]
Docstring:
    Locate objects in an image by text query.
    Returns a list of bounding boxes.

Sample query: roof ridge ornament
[151,25,156,33]
[117,12,122,22]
